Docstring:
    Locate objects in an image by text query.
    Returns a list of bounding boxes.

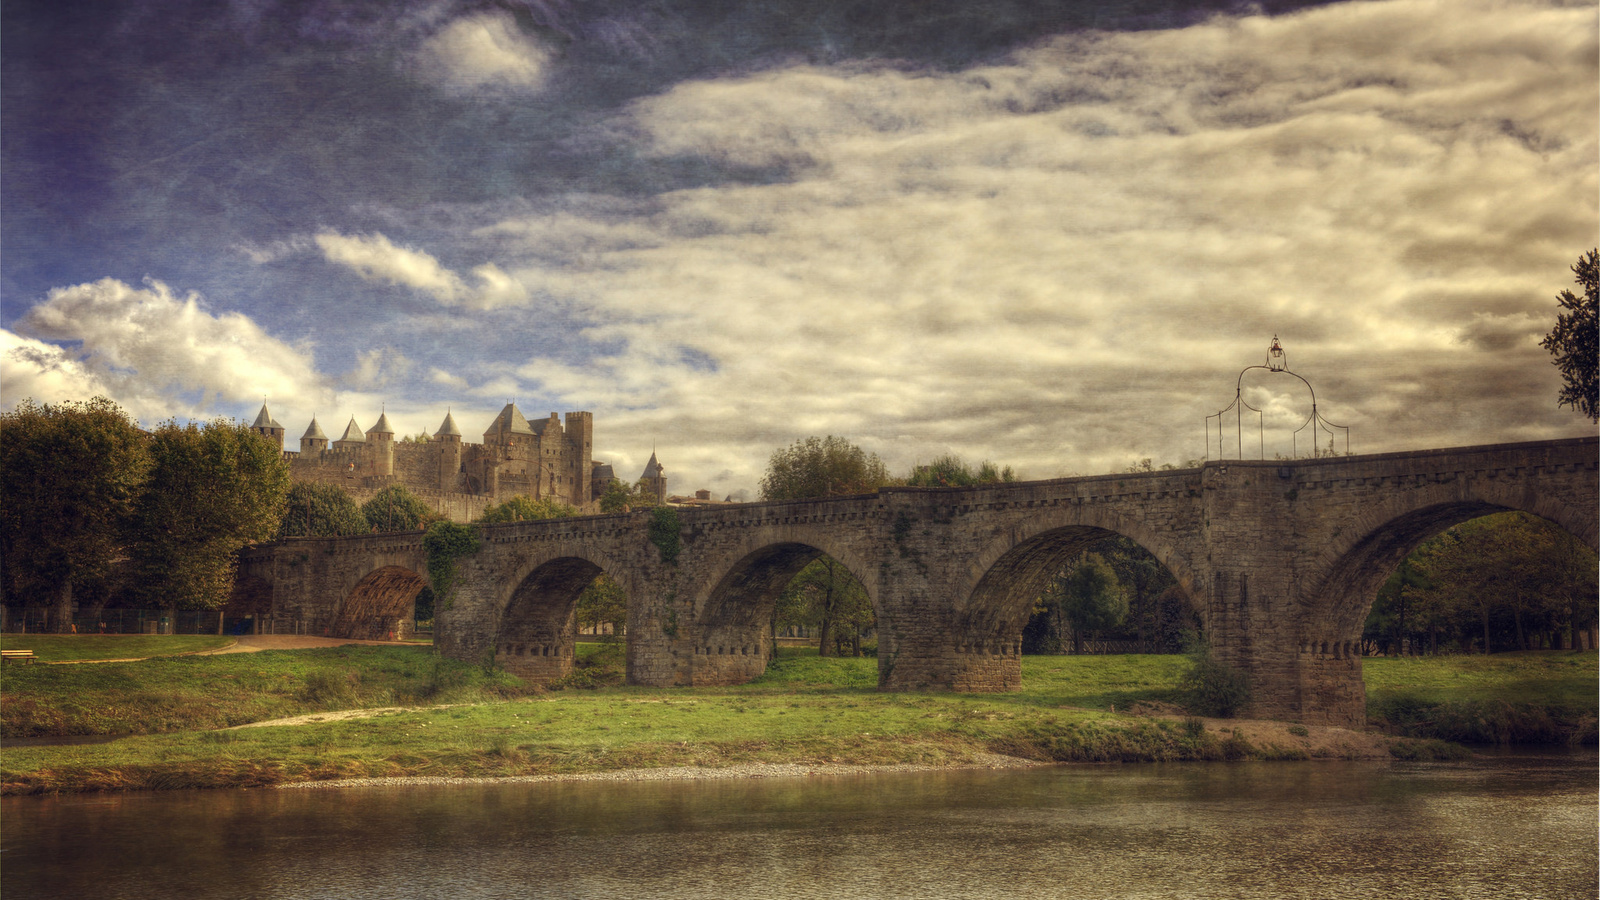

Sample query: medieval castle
[249,402,666,521]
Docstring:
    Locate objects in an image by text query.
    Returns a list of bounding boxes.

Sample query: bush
[1180,643,1251,718]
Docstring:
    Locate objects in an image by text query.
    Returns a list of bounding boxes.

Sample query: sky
[3,0,1596,499]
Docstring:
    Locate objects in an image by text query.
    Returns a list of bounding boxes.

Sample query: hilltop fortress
[250,402,663,521]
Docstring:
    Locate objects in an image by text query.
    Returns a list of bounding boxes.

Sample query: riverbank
[3,643,1591,796]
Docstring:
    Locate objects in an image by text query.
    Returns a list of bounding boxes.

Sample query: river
[3,750,1594,899]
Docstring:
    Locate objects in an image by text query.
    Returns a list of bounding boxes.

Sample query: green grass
[1,649,1583,795]
[0,634,236,662]
[1,645,512,737]
[1364,651,1598,744]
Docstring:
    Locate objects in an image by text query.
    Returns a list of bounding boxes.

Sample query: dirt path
[42,634,429,664]
[196,635,428,655]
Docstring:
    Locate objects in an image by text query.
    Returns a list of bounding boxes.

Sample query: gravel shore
[278,754,1042,790]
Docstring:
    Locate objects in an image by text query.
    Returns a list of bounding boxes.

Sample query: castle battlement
[251,402,619,521]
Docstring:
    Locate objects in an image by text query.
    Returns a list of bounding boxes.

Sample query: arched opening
[695,542,880,686]
[222,575,272,636]
[330,566,427,641]
[496,557,626,682]
[960,525,1193,692]
[1297,501,1598,727]
[1357,510,1598,657]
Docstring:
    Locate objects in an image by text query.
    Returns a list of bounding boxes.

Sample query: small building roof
[337,417,366,443]
[301,418,328,441]
[435,411,461,437]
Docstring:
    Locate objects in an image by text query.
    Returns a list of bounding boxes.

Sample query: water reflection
[4,751,1594,899]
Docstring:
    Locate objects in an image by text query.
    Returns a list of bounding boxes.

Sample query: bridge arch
[493,543,637,682]
[1300,480,1597,641]
[959,505,1196,626]
[686,525,883,686]
[329,565,429,640]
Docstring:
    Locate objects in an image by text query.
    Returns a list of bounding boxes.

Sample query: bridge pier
[237,438,1595,728]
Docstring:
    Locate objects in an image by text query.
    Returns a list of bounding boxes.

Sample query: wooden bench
[1,649,36,664]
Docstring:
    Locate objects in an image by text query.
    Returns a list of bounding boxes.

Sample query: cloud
[469,0,1594,492]
[315,230,530,309]
[417,13,553,97]
[429,367,469,389]
[8,278,333,424]
[343,347,413,391]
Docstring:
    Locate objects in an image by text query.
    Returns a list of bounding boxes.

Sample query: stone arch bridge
[237,437,1596,726]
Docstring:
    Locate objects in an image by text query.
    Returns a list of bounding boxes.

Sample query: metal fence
[2,608,235,635]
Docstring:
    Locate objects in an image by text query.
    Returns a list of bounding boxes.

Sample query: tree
[904,454,1017,487]
[126,418,290,617]
[278,481,367,538]
[599,477,658,513]
[759,435,893,501]
[361,485,443,533]
[1541,249,1598,421]
[0,398,151,632]
[775,556,875,656]
[1048,553,1127,654]
[477,495,578,523]
[576,574,628,638]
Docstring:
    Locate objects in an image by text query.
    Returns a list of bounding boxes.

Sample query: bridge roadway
[235,437,1597,726]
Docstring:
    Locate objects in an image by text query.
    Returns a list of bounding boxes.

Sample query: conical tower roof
[368,412,395,436]
[484,402,535,438]
[301,418,328,441]
[338,417,366,443]
[252,403,276,429]
[640,451,663,480]
[435,411,462,437]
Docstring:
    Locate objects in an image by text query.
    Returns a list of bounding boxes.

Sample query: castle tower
[564,411,594,505]
[251,403,285,451]
[299,418,329,454]
[366,411,395,477]
[435,411,462,491]
[639,451,666,504]
[483,402,535,447]
[333,417,366,450]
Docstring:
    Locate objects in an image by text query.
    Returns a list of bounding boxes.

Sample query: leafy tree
[399,431,432,444]
[0,397,151,632]
[478,495,578,523]
[577,574,627,638]
[1540,249,1598,421]
[1408,512,1596,653]
[904,454,1017,487]
[759,435,892,500]
[775,556,875,656]
[1043,552,1127,654]
[599,477,658,513]
[126,418,290,615]
[278,481,367,537]
[361,485,442,533]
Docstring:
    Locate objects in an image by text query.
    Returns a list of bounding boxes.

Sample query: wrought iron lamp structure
[1205,336,1350,460]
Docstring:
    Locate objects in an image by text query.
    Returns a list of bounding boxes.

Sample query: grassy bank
[2,643,508,737]
[0,634,236,662]
[1365,651,1598,744]
[0,646,1509,795]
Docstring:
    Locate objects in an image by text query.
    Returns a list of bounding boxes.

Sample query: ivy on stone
[423,520,481,611]
[648,506,681,565]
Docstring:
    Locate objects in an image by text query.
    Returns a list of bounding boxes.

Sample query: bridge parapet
[236,437,1597,726]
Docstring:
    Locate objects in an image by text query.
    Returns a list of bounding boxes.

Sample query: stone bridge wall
[236,437,1597,726]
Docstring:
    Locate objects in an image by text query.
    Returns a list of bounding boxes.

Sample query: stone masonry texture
[236,437,1598,726]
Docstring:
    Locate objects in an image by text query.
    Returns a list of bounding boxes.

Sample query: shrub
[1180,641,1251,718]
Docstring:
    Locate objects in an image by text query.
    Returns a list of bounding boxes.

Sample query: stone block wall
[238,437,1597,726]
